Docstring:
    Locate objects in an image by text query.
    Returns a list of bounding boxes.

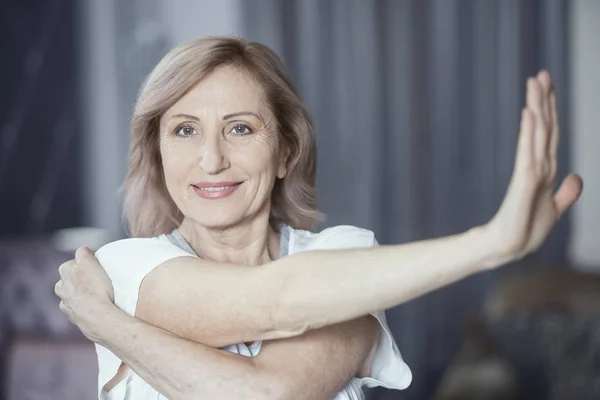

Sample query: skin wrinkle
[159,65,286,266]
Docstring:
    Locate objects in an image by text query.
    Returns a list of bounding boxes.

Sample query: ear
[277,146,290,179]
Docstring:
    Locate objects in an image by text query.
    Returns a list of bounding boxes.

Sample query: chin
[186,209,246,230]
[180,188,269,230]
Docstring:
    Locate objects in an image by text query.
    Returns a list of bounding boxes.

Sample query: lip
[193,181,241,188]
[192,181,242,200]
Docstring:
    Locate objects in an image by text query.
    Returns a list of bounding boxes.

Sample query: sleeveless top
[94,225,412,399]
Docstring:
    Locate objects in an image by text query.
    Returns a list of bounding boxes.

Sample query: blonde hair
[122,36,322,237]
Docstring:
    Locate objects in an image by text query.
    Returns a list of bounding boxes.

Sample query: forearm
[96,308,281,400]
[267,225,508,336]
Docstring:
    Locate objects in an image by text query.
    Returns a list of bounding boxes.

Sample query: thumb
[554,174,583,216]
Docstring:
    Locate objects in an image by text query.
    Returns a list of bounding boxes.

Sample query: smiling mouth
[192,182,242,191]
[191,182,244,200]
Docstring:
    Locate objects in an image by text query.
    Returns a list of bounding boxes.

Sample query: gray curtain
[242,1,570,398]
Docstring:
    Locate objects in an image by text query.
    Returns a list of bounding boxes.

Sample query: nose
[198,132,229,174]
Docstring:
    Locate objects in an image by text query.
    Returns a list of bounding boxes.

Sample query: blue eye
[175,124,196,137]
[230,123,253,136]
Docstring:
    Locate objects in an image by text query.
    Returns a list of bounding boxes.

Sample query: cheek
[160,141,198,186]
[232,141,280,178]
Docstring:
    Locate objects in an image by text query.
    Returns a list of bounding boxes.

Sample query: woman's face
[159,66,286,229]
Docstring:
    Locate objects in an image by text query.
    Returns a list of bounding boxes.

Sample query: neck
[178,210,280,266]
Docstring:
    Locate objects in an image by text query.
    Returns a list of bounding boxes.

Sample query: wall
[0,1,82,237]
[568,0,600,269]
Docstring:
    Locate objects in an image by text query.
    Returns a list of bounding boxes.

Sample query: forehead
[164,66,268,118]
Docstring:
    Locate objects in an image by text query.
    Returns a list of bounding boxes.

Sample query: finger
[515,107,535,169]
[54,280,64,298]
[537,70,552,126]
[75,246,92,263]
[554,174,583,216]
[527,78,549,162]
[548,90,560,180]
[58,259,75,278]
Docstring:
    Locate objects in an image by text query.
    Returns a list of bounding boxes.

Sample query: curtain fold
[243,1,570,398]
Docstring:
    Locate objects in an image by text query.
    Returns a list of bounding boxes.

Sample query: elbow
[260,260,311,340]
[184,378,286,400]
[259,382,289,400]
[268,385,293,400]
[167,387,197,400]
[253,368,293,400]
[265,380,319,400]
[185,391,282,400]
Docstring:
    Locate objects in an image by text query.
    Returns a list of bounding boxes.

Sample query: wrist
[474,223,518,270]
[84,302,122,344]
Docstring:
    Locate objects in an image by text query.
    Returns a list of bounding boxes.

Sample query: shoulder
[95,236,165,255]
[95,236,186,266]
[287,225,377,253]
[95,236,194,284]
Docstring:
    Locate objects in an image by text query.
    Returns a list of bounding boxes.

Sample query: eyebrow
[223,111,264,122]
[170,113,200,121]
[169,111,264,123]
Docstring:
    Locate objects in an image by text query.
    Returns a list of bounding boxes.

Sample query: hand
[55,246,115,341]
[487,70,583,261]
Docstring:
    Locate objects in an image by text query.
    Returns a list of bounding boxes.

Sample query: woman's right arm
[132,72,582,347]
[136,225,499,348]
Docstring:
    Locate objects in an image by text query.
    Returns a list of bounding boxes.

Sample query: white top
[94,225,412,399]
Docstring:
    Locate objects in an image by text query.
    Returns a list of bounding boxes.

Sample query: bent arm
[97,308,277,400]
[134,225,507,347]
[97,308,378,400]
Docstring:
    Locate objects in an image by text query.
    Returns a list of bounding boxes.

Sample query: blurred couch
[434,267,600,400]
[0,236,98,400]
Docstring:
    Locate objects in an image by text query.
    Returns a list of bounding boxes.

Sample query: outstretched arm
[62,223,501,350]
[132,226,498,349]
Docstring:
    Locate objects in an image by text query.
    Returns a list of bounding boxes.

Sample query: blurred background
[0,0,598,399]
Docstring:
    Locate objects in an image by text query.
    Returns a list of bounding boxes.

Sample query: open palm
[489,70,583,260]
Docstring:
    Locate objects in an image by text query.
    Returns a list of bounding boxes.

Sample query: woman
[55,36,582,400]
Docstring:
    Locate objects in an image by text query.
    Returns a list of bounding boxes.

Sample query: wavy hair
[122,36,322,237]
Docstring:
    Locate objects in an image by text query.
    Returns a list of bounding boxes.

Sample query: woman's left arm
[69,299,377,400]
